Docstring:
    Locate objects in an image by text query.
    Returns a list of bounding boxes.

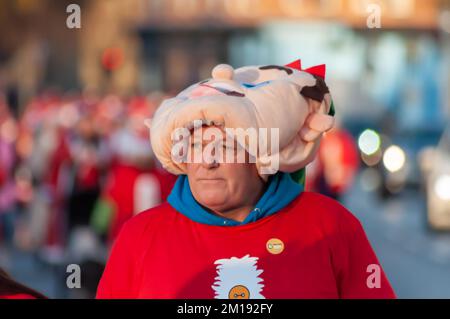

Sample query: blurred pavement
[344,173,450,298]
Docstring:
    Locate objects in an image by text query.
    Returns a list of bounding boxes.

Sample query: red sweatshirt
[96,191,395,299]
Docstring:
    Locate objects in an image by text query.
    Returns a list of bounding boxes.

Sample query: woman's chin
[196,191,228,211]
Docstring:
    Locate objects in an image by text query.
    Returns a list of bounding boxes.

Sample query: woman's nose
[201,152,220,169]
[201,161,219,170]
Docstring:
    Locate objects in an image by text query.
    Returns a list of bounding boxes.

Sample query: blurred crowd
[0,91,177,287]
[0,89,364,245]
[0,86,364,297]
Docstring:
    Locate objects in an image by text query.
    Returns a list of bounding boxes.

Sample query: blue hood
[167,172,303,226]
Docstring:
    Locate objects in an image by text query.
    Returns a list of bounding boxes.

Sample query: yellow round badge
[266,238,284,255]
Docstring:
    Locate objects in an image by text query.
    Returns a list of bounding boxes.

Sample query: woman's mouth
[197,178,225,183]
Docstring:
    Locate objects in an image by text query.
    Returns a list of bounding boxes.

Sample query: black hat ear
[300,75,330,103]
[258,65,293,75]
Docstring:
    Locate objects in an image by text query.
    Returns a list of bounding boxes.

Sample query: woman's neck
[212,204,256,223]
[207,182,266,223]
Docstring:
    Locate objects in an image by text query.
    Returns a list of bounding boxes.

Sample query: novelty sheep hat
[148,59,336,183]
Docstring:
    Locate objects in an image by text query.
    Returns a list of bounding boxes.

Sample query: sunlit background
[0,0,450,298]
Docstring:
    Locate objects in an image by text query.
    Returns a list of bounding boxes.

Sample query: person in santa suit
[306,118,360,201]
[97,61,395,299]
[90,96,176,243]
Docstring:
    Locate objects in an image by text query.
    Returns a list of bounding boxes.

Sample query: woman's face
[186,126,264,214]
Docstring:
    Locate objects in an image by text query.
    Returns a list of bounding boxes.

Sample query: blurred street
[344,173,450,298]
[0,247,61,298]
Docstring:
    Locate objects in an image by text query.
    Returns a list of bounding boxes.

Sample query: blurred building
[0,0,449,120]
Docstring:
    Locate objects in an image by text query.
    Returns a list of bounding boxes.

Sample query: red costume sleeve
[329,202,396,298]
[96,217,143,299]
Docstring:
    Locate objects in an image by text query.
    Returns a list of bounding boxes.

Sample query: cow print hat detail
[148,59,335,184]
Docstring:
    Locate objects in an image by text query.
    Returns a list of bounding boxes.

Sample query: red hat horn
[285,59,326,79]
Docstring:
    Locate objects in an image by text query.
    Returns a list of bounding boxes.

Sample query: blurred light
[435,174,450,201]
[383,145,406,173]
[358,129,381,156]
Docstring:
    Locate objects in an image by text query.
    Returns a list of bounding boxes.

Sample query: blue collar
[167,172,303,226]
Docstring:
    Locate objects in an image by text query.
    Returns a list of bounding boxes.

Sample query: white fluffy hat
[148,59,335,180]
